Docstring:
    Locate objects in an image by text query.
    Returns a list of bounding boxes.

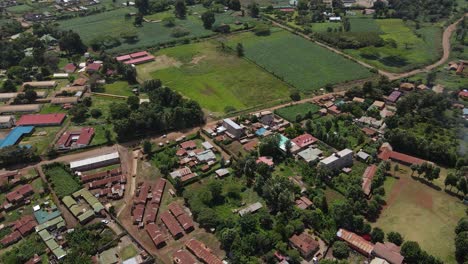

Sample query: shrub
[171,26,190,38]
[332,241,349,259]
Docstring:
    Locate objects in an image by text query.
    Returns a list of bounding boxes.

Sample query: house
[319,149,353,171]
[456,62,465,75]
[0,126,34,149]
[5,184,34,204]
[386,91,401,104]
[377,143,431,166]
[16,113,66,126]
[258,111,274,125]
[146,223,166,248]
[256,156,274,167]
[196,150,216,163]
[373,242,404,264]
[56,127,94,150]
[215,168,229,178]
[295,196,313,210]
[291,133,318,150]
[0,115,15,128]
[222,118,243,139]
[180,140,196,150]
[0,104,42,114]
[353,97,365,103]
[161,210,184,239]
[297,147,323,164]
[416,84,428,90]
[327,105,341,115]
[289,232,319,259]
[337,228,374,257]
[86,63,101,73]
[362,165,378,197]
[115,51,155,65]
[356,150,370,162]
[185,239,223,264]
[51,97,79,105]
[399,82,415,91]
[64,63,77,73]
[170,167,198,182]
[202,141,214,150]
[459,90,468,100]
[278,134,300,153]
[173,249,197,264]
[357,116,383,129]
[70,152,120,171]
[169,203,194,233]
[72,78,87,86]
[372,101,385,110]
[239,202,263,216]
[22,81,57,89]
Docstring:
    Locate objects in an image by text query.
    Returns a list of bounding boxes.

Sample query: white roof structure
[70,152,119,170]
[215,168,229,177]
[223,118,241,130]
[239,202,263,216]
[357,151,370,160]
[53,73,69,79]
[298,148,323,163]
[0,115,14,123]
[196,150,216,163]
[202,141,213,150]
[321,148,353,165]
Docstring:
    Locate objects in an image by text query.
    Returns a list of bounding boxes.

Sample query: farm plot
[138,40,291,114]
[346,19,442,72]
[377,164,466,263]
[274,103,320,122]
[43,163,82,198]
[228,30,374,92]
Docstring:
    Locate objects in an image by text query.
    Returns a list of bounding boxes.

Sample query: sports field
[376,163,465,263]
[138,41,291,114]
[274,103,320,122]
[227,29,373,92]
[346,19,442,72]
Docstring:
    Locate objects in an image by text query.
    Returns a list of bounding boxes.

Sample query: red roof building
[87,175,125,189]
[169,203,194,232]
[56,127,94,150]
[337,228,374,257]
[362,165,378,197]
[150,178,166,205]
[173,249,197,264]
[81,167,121,183]
[289,232,319,259]
[291,133,318,149]
[459,90,468,99]
[373,242,404,264]
[146,223,166,248]
[0,230,21,246]
[378,145,429,166]
[25,254,42,264]
[185,239,223,264]
[16,113,66,126]
[6,184,33,204]
[64,63,77,73]
[132,204,145,224]
[256,156,274,167]
[295,196,313,210]
[180,140,197,150]
[86,63,101,72]
[144,205,159,224]
[134,182,150,205]
[115,51,155,65]
[161,211,184,239]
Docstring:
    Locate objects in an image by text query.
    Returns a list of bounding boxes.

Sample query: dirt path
[268,13,467,81]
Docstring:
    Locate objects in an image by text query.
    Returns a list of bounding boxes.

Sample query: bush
[254,23,271,36]
[332,241,349,259]
[90,109,102,118]
[171,26,190,38]
[315,32,384,49]
[387,231,404,246]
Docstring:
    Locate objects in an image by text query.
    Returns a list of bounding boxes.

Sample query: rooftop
[16,113,66,126]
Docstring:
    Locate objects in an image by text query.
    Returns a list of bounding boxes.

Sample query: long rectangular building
[70,152,120,171]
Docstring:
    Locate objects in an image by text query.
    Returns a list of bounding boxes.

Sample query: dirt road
[268,13,467,81]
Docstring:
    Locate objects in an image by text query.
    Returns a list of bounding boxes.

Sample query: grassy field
[58,5,255,53]
[349,17,382,33]
[346,19,442,72]
[22,126,63,155]
[377,163,466,263]
[274,103,320,122]
[228,29,374,92]
[43,164,81,198]
[120,245,138,260]
[103,81,134,96]
[138,40,291,114]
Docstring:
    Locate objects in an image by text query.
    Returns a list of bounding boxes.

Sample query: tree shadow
[379,55,408,67]
[410,176,442,191]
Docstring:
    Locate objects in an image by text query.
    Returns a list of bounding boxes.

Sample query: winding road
[268,13,467,81]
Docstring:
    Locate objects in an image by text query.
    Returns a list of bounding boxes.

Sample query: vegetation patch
[274,103,321,122]
[43,163,81,198]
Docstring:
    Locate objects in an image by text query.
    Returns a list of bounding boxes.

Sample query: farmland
[376,164,466,263]
[137,40,291,114]
[274,103,321,122]
[345,19,442,72]
[227,29,374,92]
[43,163,82,198]
[58,5,256,53]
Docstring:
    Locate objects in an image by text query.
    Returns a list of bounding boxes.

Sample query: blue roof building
[0,126,34,148]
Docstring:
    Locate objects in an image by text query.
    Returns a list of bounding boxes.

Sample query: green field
[346,19,442,72]
[274,103,320,122]
[377,164,466,263]
[103,81,134,96]
[43,164,81,198]
[58,6,255,53]
[228,29,374,92]
[137,40,291,114]
[349,17,383,33]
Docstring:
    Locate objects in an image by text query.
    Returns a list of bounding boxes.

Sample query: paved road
[268,13,467,81]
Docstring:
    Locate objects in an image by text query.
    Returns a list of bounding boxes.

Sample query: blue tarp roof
[0,126,34,148]
[255,127,267,136]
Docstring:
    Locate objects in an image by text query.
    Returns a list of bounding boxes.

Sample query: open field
[349,17,382,33]
[274,103,320,122]
[377,163,466,263]
[227,29,374,92]
[43,164,81,198]
[22,126,63,155]
[58,5,256,53]
[103,81,134,96]
[345,19,442,72]
[138,40,291,114]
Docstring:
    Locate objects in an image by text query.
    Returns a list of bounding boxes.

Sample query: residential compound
[319,149,353,171]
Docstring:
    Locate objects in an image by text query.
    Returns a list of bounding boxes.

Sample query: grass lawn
[43,164,81,198]
[346,20,442,72]
[139,40,291,114]
[311,22,343,32]
[102,81,134,97]
[349,17,383,33]
[274,103,320,122]
[39,104,67,114]
[375,164,466,263]
[22,126,63,155]
[120,245,138,260]
[228,29,374,92]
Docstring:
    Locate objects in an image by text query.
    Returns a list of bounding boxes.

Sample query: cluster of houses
[115,51,155,65]
[132,178,166,228]
[169,139,220,183]
[447,60,466,75]
[62,188,105,224]
[0,215,37,246]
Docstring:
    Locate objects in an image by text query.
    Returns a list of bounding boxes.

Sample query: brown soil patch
[411,187,434,210]
[190,55,206,65]
[385,177,406,208]
[153,55,182,69]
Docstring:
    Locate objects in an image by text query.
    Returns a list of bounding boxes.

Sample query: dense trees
[201,11,216,29]
[388,0,455,22]
[455,216,468,263]
[332,241,349,259]
[58,30,87,55]
[387,231,404,246]
[401,241,443,264]
[174,0,187,18]
[0,145,39,168]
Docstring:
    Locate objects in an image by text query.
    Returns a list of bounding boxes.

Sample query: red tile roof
[116,54,131,62]
[173,249,197,264]
[291,133,318,149]
[125,55,155,65]
[185,239,223,264]
[337,228,374,256]
[144,205,158,224]
[64,63,77,73]
[130,51,149,58]
[160,211,183,238]
[180,140,197,150]
[81,167,121,183]
[378,148,428,165]
[362,165,378,196]
[57,127,94,148]
[459,90,468,99]
[146,223,166,248]
[169,203,194,232]
[132,204,145,223]
[0,230,21,246]
[256,156,274,166]
[289,233,319,257]
[86,63,101,72]
[176,148,187,156]
[295,196,313,210]
[168,203,185,217]
[6,184,33,203]
[16,113,66,126]
[134,182,150,205]
[88,175,125,189]
[73,78,87,86]
[150,178,166,204]
[25,254,41,264]
[374,242,404,264]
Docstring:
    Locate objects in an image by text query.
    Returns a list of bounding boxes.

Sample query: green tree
[228,0,241,10]
[201,11,216,29]
[134,13,143,26]
[1,79,16,92]
[290,90,301,101]
[90,109,102,118]
[332,241,349,259]
[127,95,140,110]
[455,231,468,263]
[58,30,87,55]
[387,231,404,246]
[401,241,421,263]
[248,2,259,17]
[371,227,385,243]
[236,43,244,57]
[135,0,149,14]
[174,0,187,18]
[142,140,152,154]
